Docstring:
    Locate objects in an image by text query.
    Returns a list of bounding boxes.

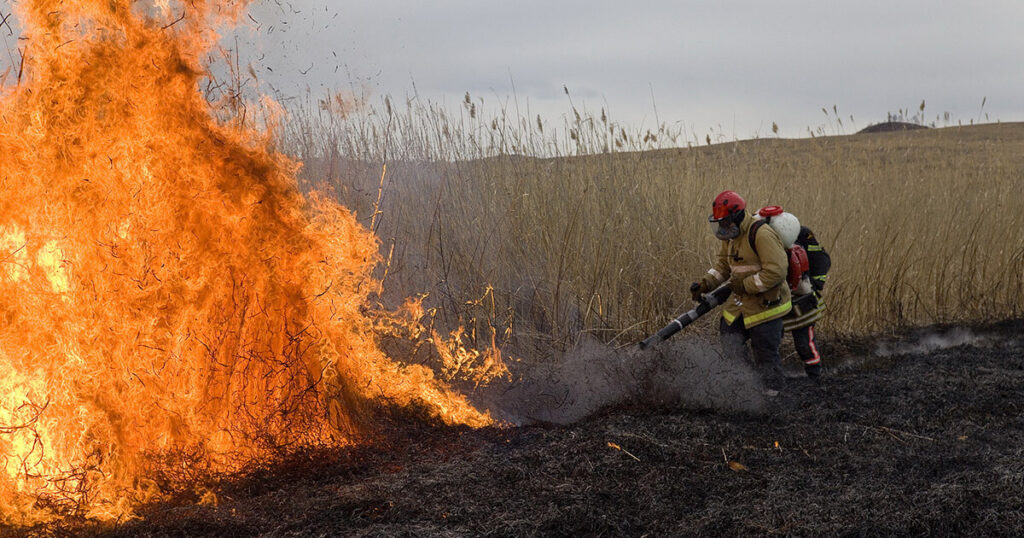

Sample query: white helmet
[757,206,800,248]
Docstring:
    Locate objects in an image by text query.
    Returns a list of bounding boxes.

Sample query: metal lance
[639,283,732,349]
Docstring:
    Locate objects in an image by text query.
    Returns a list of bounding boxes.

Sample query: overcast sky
[235,0,1022,139]
[3,1,1021,139]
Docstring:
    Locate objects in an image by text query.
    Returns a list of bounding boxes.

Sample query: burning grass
[0,0,502,524]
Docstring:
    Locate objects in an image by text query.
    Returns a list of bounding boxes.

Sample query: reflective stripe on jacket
[784,291,826,331]
[798,226,831,291]
[700,213,791,328]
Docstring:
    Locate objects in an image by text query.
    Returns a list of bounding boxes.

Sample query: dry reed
[273,90,1024,358]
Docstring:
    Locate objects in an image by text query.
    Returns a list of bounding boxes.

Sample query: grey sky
[2,1,1021,138]
[238,0,1022,138]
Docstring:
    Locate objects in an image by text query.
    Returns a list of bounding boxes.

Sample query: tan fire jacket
[699,213,792,328]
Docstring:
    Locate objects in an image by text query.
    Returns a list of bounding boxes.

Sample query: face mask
[710,219,740,240]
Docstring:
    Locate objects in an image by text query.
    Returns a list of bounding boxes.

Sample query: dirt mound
[858,121,930,133]
[23,323,1024,537]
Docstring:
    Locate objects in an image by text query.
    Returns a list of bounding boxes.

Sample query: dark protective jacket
[784,226,832,331]
[700,213,792,328]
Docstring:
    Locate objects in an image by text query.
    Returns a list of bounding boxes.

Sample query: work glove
[690,282,704,302]
[728,272,747,294]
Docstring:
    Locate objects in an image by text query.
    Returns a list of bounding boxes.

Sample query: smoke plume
[485,336,766,425]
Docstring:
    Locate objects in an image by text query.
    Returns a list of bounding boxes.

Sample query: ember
[0,0,496,524]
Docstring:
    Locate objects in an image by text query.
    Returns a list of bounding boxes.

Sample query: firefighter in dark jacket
[756,206,832,379]
[692,191,792,391]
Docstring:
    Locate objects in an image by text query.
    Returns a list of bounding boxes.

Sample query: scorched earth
[61,322,1024,537]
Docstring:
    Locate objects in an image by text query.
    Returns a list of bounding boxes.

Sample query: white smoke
[873,327,998,357]
[486,336,765,426]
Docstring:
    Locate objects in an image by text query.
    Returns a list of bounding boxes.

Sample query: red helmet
[709,190,746,240]
[711,190,746,221]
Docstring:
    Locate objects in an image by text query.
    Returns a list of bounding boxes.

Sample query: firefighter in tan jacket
[691,190,792,391]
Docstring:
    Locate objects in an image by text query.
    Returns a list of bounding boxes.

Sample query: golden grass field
[278,97,1024,357]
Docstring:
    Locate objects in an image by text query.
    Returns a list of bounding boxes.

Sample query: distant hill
[858,121,929,134]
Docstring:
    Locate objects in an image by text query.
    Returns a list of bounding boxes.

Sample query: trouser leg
[792,324,823,378]
[719,316,749,362]
[749,317,785,390]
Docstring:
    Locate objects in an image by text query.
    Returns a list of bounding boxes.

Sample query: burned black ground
[18,324,1024,537]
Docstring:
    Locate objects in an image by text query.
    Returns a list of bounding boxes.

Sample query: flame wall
[0,0,492,523]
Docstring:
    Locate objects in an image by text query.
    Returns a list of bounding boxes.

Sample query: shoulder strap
[748,220,767,256]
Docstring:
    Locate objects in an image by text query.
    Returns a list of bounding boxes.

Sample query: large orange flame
[0,0,496,523]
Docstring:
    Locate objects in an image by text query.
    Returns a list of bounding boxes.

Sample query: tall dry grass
[273,90,1024,358]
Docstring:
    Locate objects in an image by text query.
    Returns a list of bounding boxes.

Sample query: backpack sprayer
[638,283,732,349]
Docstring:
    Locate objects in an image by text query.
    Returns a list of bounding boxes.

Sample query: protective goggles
[708,214,740,240]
